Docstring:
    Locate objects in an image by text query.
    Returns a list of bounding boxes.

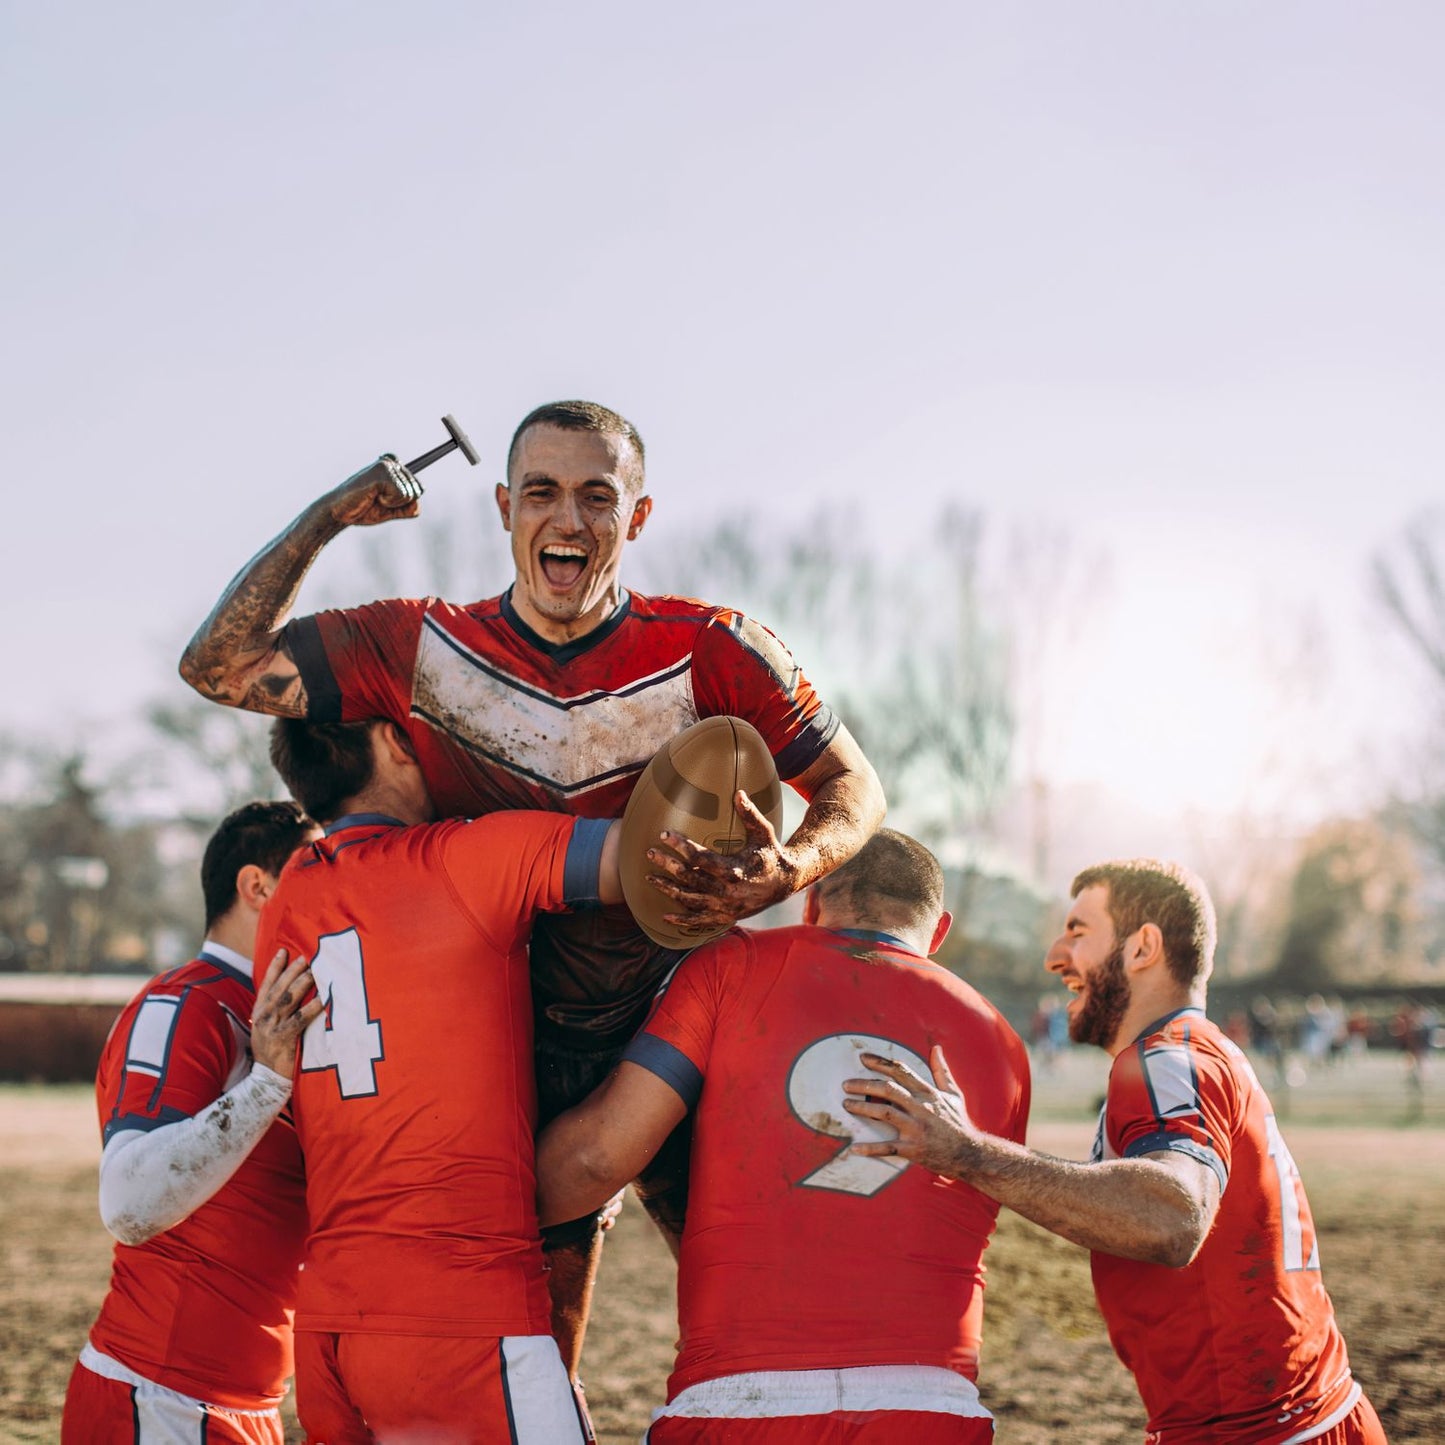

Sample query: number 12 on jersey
[300,929,384,1099]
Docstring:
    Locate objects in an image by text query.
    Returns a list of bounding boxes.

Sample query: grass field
[3,1051,1442,1443]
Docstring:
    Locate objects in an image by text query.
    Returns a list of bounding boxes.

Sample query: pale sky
[4,2,1442,826]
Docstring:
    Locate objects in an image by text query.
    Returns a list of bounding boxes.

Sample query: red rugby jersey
[620,925,1031,1398]
[283,591,841,1031]
[1091,1009,1358,1443]
[88,949,307,1410]
[255,810,606,1337]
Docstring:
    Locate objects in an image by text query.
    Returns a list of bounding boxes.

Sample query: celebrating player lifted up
[178,399,886,1367]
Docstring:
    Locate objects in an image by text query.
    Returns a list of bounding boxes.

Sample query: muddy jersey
[255,810,608,1337]
[621,925,1031,1398]
[283,589,839,1038]
[1092,1008,1359,1443]
[88,950,308,1410]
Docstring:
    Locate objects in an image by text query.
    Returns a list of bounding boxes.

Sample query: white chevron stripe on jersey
[1142,1043,1201,1120]
[412,617,700,795]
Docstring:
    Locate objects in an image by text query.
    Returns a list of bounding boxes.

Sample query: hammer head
[441,414,480,466]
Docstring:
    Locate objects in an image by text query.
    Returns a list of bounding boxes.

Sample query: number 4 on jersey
[300,929,384,1099]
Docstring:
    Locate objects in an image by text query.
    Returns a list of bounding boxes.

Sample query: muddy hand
[250,949,323,1076]
[645,789,798,931]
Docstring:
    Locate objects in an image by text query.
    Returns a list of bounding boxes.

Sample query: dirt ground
[3,1084,1443,1444]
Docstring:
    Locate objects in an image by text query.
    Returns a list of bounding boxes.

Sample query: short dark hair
[506,399,645,489]
[812,829,945,931]
[1070,859,1217,989]
[200,800,315,930]
[269,719,376,824]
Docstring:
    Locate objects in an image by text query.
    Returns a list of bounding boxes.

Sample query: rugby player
[261,715,626,1443]
[845,858,1386,1445]
[177,399,886,1369]
[535,830,1029,1442]
[61,801,320,1445]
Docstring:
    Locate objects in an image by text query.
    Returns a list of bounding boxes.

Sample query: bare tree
[1374,511,1445,687]
[636,502,1016,842]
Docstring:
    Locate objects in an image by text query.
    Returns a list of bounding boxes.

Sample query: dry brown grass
[5,1091,1442,1444]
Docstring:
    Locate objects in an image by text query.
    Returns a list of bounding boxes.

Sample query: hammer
[405,415,480,474]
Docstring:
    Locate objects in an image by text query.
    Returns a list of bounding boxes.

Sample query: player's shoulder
[623,589,728,625]
[103,957,248,1062]
[138,955,249,1004]
[1111,1009,1243,1103]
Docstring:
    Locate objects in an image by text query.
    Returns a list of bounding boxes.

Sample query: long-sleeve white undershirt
[98,1062,293,1246]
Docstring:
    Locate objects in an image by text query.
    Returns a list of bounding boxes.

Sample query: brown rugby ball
[620,715,785,949]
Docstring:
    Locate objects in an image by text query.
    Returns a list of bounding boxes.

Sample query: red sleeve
[436,811,580,953]
[619,935,749,1107]
[1105,1032,1232,1190]
[282,597,430,724]
[101,987,241,1144]
[689,611,841,784]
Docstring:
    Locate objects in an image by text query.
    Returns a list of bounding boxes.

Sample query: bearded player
[535,831,1029,1442]
[845,859,1386,1445]
[178,399,886,1370]
[62,801,320,1445]
[262,715,627,1443]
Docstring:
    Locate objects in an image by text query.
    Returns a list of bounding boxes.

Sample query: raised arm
[844,1048,1220,1268]
[177,455,422,715]
[646,723,886,932]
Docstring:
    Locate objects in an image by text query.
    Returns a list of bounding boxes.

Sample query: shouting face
[497,423,651,644]
[1047,884,1133,1051]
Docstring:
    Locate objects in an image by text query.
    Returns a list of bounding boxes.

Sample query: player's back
[90,955,306,1409]
[256,811,576,1340]
[1093,1011,1357,1442]
[651,925,1030,1396]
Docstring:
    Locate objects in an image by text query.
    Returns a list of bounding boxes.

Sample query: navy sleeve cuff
[621,1033,703,1110]
[282,615,343,723]
[102,1106,194,1146]
[774,705,842,781]
[1122,1131,1228,1193]
[562,818,612,908]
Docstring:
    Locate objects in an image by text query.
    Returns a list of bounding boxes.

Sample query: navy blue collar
[324,812,406,837]
[197,947,254,989]
[1128,1005,1206,1046]
[499,585,632,663]
[834,927,916,953]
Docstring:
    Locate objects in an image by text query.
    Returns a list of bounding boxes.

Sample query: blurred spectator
[1344,1007,1371,1063]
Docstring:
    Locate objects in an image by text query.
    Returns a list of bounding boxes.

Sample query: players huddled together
[62,403,1386,1444]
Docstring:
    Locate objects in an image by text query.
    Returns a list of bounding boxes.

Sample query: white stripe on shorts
[652,1364,993,1421]
[500,1334,589,1443]
[1279,1380,1363,1445]
[77,1344,282,1444]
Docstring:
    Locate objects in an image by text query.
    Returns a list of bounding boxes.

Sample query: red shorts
[295,1330,589,1445]
[647,1413,993,1444]
[61,1357,284,1445]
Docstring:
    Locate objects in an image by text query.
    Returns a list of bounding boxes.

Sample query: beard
[1070,939,1131,1049]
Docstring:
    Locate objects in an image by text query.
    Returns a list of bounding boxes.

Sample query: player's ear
[378,720,417,766]
[802,886,821,926]
[928,910,953,955]
[627,493,652,541]
[495,482,513,532]
[1128,922,1165,974]
[234,864,276,915]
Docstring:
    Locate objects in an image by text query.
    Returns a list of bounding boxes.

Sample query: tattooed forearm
[178,501,341,713]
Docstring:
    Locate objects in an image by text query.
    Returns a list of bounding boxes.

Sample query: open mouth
[539,545,588,590]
